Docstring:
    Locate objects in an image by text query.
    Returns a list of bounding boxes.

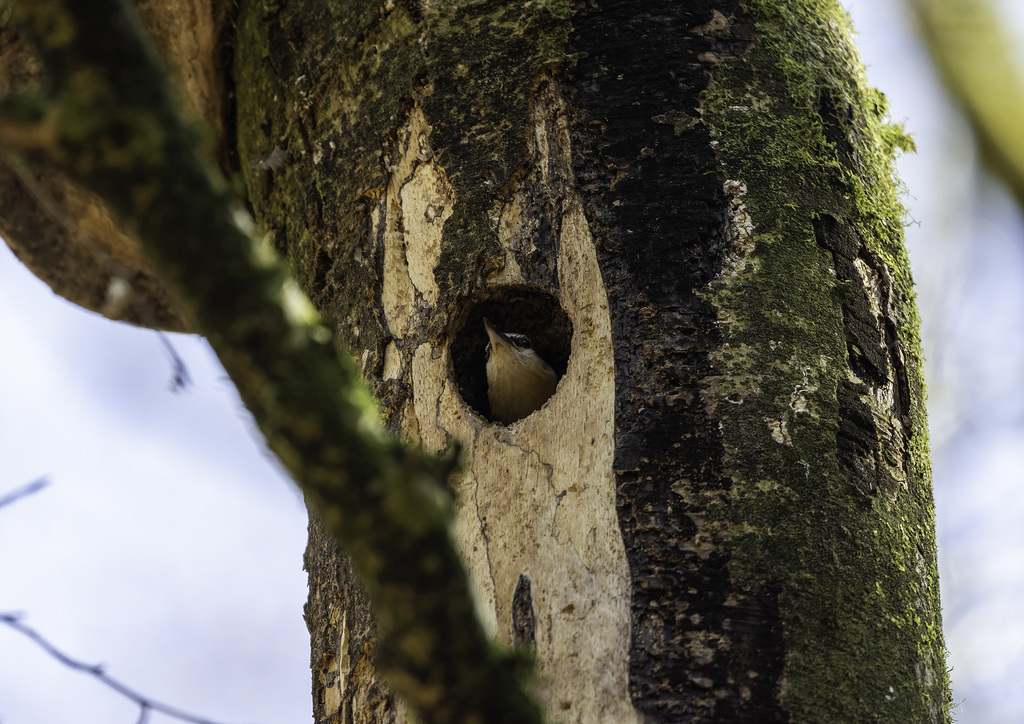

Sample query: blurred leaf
[911,0,1024,206]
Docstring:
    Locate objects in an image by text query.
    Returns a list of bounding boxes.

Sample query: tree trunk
[1,0,951,721]
[233,0,949,720]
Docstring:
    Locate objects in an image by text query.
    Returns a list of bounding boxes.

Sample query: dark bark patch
[310,246,335,306]
[814,215,910,496]
[816,89,855,169]
[566,1,788,720]
[511,574,536,647]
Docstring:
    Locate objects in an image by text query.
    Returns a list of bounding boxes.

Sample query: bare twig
[0,477,49,510]
[0,612,258,724]
[157,332,192,392]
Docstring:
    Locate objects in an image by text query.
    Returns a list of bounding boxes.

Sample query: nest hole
[450,288,572,422]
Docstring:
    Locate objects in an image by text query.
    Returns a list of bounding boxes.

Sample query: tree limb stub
[1,0,542,721]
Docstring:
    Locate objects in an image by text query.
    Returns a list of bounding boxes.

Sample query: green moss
[700,0,949,720]
[421,1,571,322]
[231,2,571,718]
[236,0,571,355]
[235,0,427,358]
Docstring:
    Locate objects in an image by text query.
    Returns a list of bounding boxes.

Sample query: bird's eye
[508,333,533,350]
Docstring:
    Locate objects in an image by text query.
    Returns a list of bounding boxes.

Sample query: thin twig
[158,332,192,392]
[0,477,49,510]
[0,613,258,724]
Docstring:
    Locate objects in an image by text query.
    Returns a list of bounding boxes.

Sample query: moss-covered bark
[561,0,947,720]
[235,0,954,719]
[233,2,579,720]
[1,1,543,722]
[550,0,949,721]
[1,0,950,720]
[235,0,571,354]
[0,0,231,331]
[701,2,947,719]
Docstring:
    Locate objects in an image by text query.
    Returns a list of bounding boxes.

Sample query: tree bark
[1,0,952,721]
[0,0,231,330]
[239,0,947,720]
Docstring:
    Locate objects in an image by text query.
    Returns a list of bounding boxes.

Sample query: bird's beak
[483,317,512,349]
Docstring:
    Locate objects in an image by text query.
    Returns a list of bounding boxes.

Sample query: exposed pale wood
[375,92,638,723]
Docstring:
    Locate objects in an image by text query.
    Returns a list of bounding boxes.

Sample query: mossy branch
[0,0,542,721]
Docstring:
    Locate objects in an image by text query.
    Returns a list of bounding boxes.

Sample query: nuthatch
[484,318,558,425]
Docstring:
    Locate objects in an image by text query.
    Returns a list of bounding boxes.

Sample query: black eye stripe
[506,333,533,349]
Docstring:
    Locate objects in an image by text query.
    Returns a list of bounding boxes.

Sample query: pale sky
[2,2,1024,722]
[0,243,311,722]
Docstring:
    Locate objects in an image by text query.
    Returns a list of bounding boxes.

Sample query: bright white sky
[2,1,1024,723]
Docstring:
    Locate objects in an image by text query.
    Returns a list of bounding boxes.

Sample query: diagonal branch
[0,1,542,721]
